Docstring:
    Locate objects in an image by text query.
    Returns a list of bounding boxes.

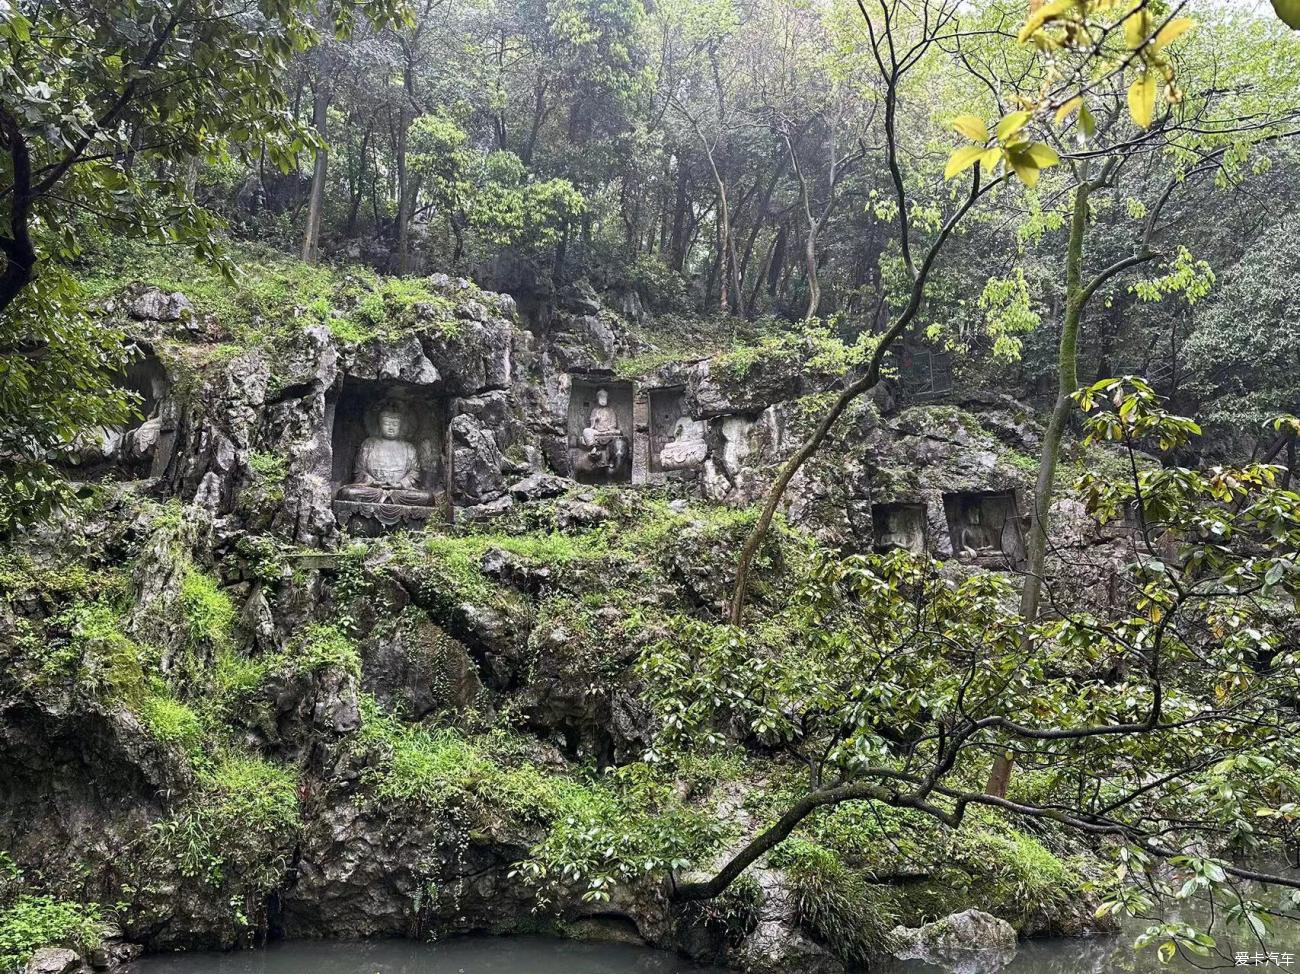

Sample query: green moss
[81,238,477,354]
[0,896,105,972]
[179,568,235,652]
[138,692,204,754]
[58,602,150,705]
[294,623,360,678]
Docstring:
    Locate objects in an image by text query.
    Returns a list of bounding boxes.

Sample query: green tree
[642,385,1300,961]
[0,0,406,527]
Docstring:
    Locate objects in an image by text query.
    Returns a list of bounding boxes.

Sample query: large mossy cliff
[0,247,1126,973]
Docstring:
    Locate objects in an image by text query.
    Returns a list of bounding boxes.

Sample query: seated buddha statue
[580,388,622,447]
[959,504,999,556]
[337,403,434,507]
[578,388,628,473]
[659,415,708,470]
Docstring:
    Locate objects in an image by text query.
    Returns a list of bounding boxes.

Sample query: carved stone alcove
[873,502,927,554]
[649,386,707,475]
[568,378,633,484]
[329,377,448,534]
[66,353,175,479]
[942,491,1026,567]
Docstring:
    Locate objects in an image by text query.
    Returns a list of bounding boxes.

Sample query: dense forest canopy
[3,0,1300,970]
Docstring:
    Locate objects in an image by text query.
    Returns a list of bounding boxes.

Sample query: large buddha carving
[336,402,434,507]
[577,387,628,475]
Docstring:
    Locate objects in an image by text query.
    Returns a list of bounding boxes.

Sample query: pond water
[130,937,725,974]
[126,895,1300,974]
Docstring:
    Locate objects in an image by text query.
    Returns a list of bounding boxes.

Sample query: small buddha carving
[659,416,708,470]
[337,402,434,507]
[960,504,999,556]
[878,508,922,553]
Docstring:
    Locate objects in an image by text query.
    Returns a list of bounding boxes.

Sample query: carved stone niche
[568,378,633,484]
[649,386,707,475]
[942,491,1026,567]
[873,502,927,554]
[65,353,175,479]
[329,377,447,535]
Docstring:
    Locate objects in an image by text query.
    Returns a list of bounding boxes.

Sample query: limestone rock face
[26,947,83,974]
[0,270,1128,971]
[730,871,844,974]
[890,909,1018,973]
[128,288,192,323]
[361,615,481,719]
[450,413,506,503]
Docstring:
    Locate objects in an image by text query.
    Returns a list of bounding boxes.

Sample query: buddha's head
[596,388,609,407]
[377,404,405,440]
[968,505,984,525]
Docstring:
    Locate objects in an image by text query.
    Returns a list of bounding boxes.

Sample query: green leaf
[1128,72,1157,128]
[944,145,985,180]
[996,111,1032,142]
[952,114,989,143]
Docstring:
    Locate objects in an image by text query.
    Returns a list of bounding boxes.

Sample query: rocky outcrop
[890,909,1018,973]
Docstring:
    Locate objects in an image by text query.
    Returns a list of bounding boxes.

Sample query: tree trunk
[1019,175,1092,626]
[989,175,1093,800]
[395,105,412,274]
[301,87,330,266]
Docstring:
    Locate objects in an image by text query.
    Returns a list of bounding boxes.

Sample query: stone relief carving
[943,492,1025,565]
[336,402,436,507]
[659,416,708,471]
[648,386,707,474]
[332,394,442,532]
[873,503,927,554]
[66,356,172,478]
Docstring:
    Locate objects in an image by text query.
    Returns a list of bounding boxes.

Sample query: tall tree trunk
[1019,175,1092,628]
[395,108,412,274]
[987,173,1093,801]
[669,160,689,271]
[301,87,330,265]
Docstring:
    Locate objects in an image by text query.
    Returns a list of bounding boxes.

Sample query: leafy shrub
[0,896,105,972]
[151,753,300,889]
[294,624,360,678]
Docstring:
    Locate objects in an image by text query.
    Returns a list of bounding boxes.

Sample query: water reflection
[130,937,725,974]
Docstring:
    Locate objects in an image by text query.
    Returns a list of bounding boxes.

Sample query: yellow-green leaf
[1017,0,1075,42]
[1006,148,1041,187]
[1079,102,1096,137]
[979,147,1003,173]
[944,145,985,180]
[1153,16,1194,49]
[952,114,990,143]
[1123,4,1150,48]
[1024,142,1061,168]
[995,111,1032,142]
[1054,96,1083,127]
[1273,0,1300,29]
[1128,72,1157,128]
